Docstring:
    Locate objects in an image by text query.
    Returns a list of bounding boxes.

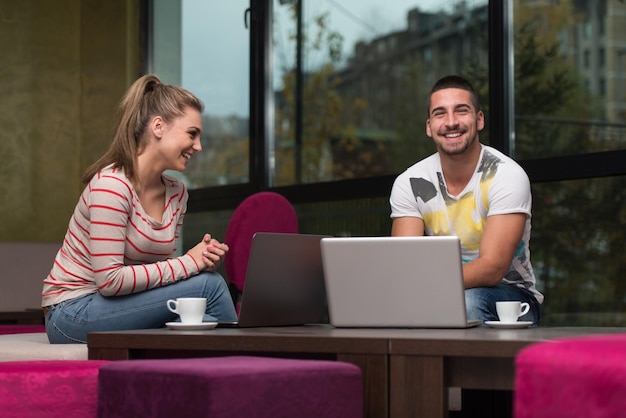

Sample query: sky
[179,0,486,117]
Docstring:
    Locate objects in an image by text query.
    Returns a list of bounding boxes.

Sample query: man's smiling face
[426,88,484,156]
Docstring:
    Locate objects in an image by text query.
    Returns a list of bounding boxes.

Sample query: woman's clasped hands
[187,233,229,272]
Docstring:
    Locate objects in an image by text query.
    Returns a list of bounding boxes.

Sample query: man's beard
[437,133,476,156]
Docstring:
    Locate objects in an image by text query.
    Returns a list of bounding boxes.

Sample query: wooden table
[385,326,626,417]
[88,325,625,418]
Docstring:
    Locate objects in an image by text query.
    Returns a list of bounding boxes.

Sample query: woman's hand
[187,234,229,272]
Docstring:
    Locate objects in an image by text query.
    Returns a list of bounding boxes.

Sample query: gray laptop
[320,236,482,328]
[222,232,330,328]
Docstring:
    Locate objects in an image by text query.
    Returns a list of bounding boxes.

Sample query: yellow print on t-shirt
[447,191,483,252]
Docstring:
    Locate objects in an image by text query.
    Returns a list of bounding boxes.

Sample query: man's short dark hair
[427,75,481,115]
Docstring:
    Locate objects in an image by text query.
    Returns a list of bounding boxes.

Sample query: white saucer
[165,322,218,331]
[485,321,533,329]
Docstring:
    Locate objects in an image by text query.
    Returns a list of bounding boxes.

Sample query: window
[513,0,626,159]
[600,77,606,97]
[149,0,626,327]
[512,0,626,325]
[531,176,626,326]
[599,47,605,68]
[151,0,250,188]
[583,21,592,39]
[271,0,489,186]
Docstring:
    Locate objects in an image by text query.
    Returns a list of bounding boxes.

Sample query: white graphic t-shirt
[390,144,543,303]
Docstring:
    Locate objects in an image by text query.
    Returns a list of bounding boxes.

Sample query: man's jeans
[45,272,237,344]
[465,284,541,324]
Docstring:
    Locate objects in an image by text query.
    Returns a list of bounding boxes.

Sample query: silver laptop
[320,236,482,328]
[222,232,330,328]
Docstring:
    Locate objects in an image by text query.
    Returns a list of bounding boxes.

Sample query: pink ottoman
[0,360,109,418]
[98,356,363,418]
[514,334,626,418]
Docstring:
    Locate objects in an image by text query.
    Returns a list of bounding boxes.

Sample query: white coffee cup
[166,297,207,324]
[496,301,530,323]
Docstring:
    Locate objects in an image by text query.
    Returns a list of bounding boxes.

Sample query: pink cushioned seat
[0,360,109,418]
[98,356,363,418]
[0,325,46,335]
[514,334,626,418]
[224,192,298,311]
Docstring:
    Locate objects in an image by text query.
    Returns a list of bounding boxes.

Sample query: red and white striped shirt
[42,165,200,307]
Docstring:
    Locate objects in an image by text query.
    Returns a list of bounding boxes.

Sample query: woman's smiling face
[156,106,203,172]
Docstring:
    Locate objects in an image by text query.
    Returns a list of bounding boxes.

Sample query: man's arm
[462,213,527,288]
[391,217,425,236]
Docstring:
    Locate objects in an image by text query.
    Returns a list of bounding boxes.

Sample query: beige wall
[0,242,60,310]
[0,0,141,242]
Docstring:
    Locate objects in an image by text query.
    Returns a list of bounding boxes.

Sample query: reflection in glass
[272,0,489,186]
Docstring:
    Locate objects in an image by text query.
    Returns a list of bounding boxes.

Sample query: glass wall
[512,0,626,159]
[271,0,489,186]
[531,176,626,326]
[510,0,626,325]
[152,0,626,326]
[151,0,250,188]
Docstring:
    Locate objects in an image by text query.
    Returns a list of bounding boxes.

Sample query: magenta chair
[514,333,626,418]
[224,192,298,309]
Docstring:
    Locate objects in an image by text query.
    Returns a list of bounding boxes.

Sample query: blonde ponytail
[82,74,203,184]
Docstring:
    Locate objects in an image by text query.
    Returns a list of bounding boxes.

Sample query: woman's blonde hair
[82,74,204,184]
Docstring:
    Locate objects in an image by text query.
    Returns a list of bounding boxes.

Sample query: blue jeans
[465,284,541,325]
[45,272,237,344]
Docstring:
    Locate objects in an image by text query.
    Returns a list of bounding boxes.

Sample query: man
[389,75,542,324]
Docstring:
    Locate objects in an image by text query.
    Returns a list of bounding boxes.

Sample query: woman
[42,74,238,343]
